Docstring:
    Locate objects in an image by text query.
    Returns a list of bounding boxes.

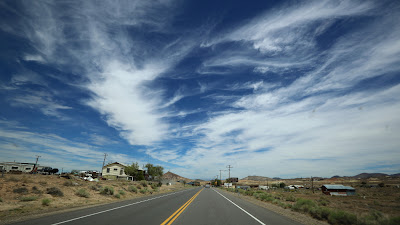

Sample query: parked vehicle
[237,186,250,190]
[205,184,210,188]
[259,185,269,190]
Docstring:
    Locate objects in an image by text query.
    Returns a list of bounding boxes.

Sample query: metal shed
[322,184,356,196]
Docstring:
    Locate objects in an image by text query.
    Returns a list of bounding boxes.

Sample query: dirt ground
[238,177,400,218]
[221,188,329,225]
[0,174,190,224]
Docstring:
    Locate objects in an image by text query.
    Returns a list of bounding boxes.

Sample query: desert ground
[0,174,189,224]
[226,177,400,224]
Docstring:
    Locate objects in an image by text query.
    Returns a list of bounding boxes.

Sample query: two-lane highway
[10,187,301,225]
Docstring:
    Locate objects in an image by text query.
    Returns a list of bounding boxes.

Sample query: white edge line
[51,189,191,225]
[213,188,266,225]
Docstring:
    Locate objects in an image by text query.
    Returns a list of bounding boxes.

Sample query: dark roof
[323,184,355,190]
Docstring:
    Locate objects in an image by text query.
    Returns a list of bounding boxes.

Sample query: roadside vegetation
[224,187,400,225]
[0,173,189,223]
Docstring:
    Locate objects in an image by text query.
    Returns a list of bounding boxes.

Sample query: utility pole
[101,153,108,179]
[32,155,41,174]
[226,165,233,182]
[311,176,314,193]
[219,170,226,182]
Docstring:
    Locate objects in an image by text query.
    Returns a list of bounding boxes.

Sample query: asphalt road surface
[11,187,302,225]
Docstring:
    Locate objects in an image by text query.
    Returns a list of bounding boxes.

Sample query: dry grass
[229,177,400,224]
[0,174,189,224]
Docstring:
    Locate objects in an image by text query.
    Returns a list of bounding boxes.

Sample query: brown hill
[241,175,273,181]
[162,171,191,182]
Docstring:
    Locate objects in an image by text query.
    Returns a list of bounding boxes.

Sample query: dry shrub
[47,187,64,197]
[13,187,28,194]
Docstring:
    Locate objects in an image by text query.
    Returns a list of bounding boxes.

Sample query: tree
[212,179,221,186]
[145,163,164,181]
[125,162,140,180]
[137,171,145,181]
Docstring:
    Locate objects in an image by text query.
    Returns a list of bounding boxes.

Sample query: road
[11,187,301,225]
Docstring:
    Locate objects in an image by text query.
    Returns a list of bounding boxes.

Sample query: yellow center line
[160,188,203,225]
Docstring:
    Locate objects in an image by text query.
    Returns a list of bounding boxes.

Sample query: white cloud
[200,0,375,74]
[10,94,72,118]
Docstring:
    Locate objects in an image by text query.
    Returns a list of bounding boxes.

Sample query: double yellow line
[160,188,203,225]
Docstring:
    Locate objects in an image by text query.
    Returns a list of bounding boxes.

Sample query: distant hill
[353,173,389,179]
[162,171,191,182]
[241,176,274,181]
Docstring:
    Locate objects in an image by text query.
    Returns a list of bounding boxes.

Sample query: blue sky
[0,0,399,179]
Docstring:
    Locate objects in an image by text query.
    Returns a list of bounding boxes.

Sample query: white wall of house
[102,163,127,177]
[0,162,43,173]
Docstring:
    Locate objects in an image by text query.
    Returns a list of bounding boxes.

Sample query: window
[11,166,18,170]
[106,168,110,173]
[120,169,123,175]
[114,168,118,171]
[25,168,31,170]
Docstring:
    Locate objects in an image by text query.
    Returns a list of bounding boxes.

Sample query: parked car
[205,184,210,188]
[259,185,269,190]
[237,186,250,190]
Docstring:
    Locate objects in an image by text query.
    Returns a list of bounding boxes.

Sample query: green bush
[158,181,163,187]
[237,189,246,194]
[260,194,274,202]
[119,190,125,196]
[272,199,280,205]
[128,186,138,193]
[13,187,28,194]
[389,217,400,225]
[245,190,254,196]
[328,210,357,225]
[136,185,142,189]
[309,207,332,220]
[42,198,51,206]
[100,186,114,195]
[47,187,64,197]
[20,196,38,201]
[139,188,148,194]
[140,180,148,187]
[90,185,100,191]
[286,195,296,202]
[292,198,316,213]
[76,189,89,198]
[151,183,158,190]
[0,197,3,202]
[114,194,121,199]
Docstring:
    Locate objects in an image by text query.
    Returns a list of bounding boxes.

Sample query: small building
[224,183,233,188]
[0,162,44,173]
[102,162,135,180]
[227,177,239,183]
[322,184,356,196]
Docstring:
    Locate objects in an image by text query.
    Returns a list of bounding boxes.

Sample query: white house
[0,162,44,173]
[102,162,132,180]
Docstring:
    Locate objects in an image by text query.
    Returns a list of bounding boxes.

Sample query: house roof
[322,184,355,190]
[103,162,126,168]
[103,162,144,170]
